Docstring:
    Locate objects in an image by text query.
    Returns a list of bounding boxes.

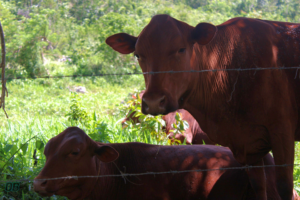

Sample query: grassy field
[0,62,299,199]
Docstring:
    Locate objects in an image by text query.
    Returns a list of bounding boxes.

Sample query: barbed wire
[1,163,299,184]
[2,67,300,184]
[4,65,300,80]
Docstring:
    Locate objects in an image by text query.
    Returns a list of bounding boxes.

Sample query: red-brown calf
[34,127,284,200]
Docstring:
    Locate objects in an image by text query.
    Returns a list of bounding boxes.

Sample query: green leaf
[175,112,181,121]
[4,144,13,152]
[36,140,44,150]
[10,145,18,156]
[21,143,28,155]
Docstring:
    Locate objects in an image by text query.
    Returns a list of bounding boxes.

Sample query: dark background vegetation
[1,0,300,81]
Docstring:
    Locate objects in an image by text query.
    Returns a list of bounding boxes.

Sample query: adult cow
[122,91,215,144]
[34,127,284,200]
[106,15,300,200]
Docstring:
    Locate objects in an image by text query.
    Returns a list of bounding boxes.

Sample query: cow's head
[33,127,119,200]
[106,14,217,115]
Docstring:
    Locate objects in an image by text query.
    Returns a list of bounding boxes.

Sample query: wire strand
[4,65,300,80]
[1,163,299,184]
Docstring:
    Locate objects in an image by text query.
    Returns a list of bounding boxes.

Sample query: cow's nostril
[41,180,47,187]
[143,98,149,110]
[159,96,166,107]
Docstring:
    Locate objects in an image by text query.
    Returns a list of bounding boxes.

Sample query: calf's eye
[71,152,79,156]
[134,54,140,60]
[178,48,186,53]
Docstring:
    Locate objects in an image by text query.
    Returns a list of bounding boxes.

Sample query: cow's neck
[87,159,124,200]
[190,28,239,114]
[184,27,241,145]
[89,143,147,200]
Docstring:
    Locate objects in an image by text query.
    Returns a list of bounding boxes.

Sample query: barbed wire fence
[1,27,300,194]
[0,163,299,184]
[3,65,300,80]
[0,65,300,187]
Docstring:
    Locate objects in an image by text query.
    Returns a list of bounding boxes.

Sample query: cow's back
[96,143,279,200]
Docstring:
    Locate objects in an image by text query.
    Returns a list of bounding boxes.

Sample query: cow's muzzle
[33,179,54,196]
[142,95,166,115]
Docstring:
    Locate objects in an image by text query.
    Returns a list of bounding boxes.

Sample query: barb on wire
[0,21,8,118]
[0,163,298,184]
[4,66,300,81]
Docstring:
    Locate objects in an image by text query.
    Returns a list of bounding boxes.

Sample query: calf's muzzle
[33,179,49,195]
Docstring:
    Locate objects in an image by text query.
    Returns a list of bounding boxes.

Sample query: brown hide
[106,15,300,199]
[34,127,284,200]
[123,91,214,145]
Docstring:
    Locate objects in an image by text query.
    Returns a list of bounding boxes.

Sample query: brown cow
[34,127,284,200]
[106,15,300,199]
[122,91,214,145]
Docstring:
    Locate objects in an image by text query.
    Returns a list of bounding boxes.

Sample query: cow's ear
[106,33,137,54]
[191,23,217,45]
[95,145,119,163]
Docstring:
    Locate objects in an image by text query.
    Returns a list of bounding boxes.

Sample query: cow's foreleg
[270,129,294,200]
[246,159,267,200]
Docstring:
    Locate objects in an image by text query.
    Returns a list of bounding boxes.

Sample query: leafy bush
[2,0,300,80]
[66,93,91,124]
[121,90,190,145]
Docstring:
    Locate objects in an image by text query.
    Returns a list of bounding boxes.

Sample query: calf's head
[106,14,217,115]
[34,127,119,200]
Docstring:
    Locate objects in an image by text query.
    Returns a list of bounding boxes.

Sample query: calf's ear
[191,23,217,45]
[95,145,119,163]
[106,33,137,54]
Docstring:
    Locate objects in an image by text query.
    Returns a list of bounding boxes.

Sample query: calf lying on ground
[122,91,214,145]
[33,127,288,200]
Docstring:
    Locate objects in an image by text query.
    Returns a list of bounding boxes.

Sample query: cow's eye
[178,48,186,53]
[69,148,80,156]
[134,54,140,60]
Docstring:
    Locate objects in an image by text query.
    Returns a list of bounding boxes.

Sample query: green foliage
[122,90,167,143]
[2,0,300,80]
[66,93,90,125]
[122,91,190,145]
[169,112,189,145]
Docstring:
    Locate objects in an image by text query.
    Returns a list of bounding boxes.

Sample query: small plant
[122,90,167,143]
[87,113,112,143]
[121,91,190,145]
[65,92,91,126]
[168,112,189,145]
